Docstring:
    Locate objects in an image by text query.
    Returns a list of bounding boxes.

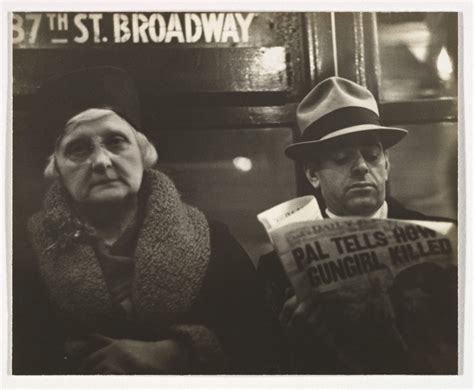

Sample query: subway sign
[12,12,256,47]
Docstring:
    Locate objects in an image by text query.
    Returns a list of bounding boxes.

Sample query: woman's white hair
[43,108,158,179]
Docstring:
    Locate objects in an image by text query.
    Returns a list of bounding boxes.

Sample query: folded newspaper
[258,196,457,301]
[258,196,458,373]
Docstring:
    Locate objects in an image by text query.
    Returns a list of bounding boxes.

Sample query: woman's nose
[90,147,112,172]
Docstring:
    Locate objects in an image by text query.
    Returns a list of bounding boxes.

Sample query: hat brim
[284,125,408,161]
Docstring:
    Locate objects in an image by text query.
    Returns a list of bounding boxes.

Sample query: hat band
[301,107,381,142]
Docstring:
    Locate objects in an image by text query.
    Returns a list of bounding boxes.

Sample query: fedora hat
[285,77,408,160]
[35,66,142,149]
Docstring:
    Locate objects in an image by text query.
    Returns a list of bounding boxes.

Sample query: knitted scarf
[28,169,211,332]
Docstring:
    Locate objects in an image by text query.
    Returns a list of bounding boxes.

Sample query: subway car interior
[12,11,458,266]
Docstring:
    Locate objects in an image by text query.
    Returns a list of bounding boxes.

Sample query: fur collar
[28,169,210,332]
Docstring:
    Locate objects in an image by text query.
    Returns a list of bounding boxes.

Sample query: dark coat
[257,197,457,374]
[13,170,280,375]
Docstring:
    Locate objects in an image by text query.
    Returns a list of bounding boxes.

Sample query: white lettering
[148,13,166,42]
[89,13,103,43]
[113,13,130,43]
[221,13,239,43]
[57,13,68,31]
[165,13,185,43]
[201,13,224,43]
[235,13,254,43]
[65,12,254,45]
[26,14,42,44]
[73,14,88,43]
[132,13,149,43]
[12,14,25,44]
[46,13,56,30]
[184,13,202,43]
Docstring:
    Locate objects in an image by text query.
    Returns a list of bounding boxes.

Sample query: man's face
[305,136,390,216]
[55,109,144,205]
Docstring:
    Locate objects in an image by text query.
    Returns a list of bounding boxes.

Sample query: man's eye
[363,149,381,162]
[366,154,379,162]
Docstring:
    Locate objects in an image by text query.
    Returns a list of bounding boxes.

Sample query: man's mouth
[347,183,376,191]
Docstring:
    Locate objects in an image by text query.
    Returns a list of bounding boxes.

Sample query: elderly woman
[14,66,280,374]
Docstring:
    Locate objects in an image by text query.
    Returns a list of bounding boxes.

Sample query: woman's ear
[135,131,158,169]
[304,164,321,189]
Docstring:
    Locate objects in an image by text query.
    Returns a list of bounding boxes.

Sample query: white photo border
[1,0,472,389]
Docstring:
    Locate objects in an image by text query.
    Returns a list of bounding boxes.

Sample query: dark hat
[36,66,141,148]
[285,77,408,160]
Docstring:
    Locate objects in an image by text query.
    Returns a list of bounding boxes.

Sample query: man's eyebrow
[361,143,382,148]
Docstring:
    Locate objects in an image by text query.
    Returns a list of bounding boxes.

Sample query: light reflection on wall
[233,156,253,172]
[437,47,453,81]
[260,47,286,73]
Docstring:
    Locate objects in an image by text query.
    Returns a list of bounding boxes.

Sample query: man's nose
[90,146,112,172]
[351,151,369,175]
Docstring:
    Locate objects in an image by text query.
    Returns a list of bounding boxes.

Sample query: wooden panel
[362,13,381,100]
[13,46,289,96]
[145,104,297,129]
[380,98,458,124]
[304,12,335,86]
[334,13,359,83]
[332,11,379,91]
[13,94,297,129]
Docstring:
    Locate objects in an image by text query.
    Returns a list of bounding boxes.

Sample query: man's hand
[279,289,348,366]
[279,288,411,373]
[279,291,363,370]
[78,334,189,374]
[279,291,326,339]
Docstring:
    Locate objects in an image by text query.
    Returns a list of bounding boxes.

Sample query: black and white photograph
[3,2,471,387]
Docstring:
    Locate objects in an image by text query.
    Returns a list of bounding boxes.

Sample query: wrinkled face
[305,136,390,216]
[55,109,144,205]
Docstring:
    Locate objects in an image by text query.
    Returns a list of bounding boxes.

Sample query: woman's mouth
[91,178,120,187]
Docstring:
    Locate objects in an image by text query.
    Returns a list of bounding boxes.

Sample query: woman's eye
[332,153,349,164]
[106,135,128,150]
[65,142,92,159]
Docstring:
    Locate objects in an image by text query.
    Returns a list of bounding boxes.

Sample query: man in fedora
[258,77,457,374]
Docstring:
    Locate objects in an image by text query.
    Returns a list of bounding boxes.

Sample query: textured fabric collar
[28,169,210,331]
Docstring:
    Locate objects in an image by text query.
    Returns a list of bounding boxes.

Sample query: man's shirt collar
[325,201,388,219]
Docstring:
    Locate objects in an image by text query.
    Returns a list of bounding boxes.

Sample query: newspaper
[258,196,457,301]
[257,196,323,243]
[258,196,458,372]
